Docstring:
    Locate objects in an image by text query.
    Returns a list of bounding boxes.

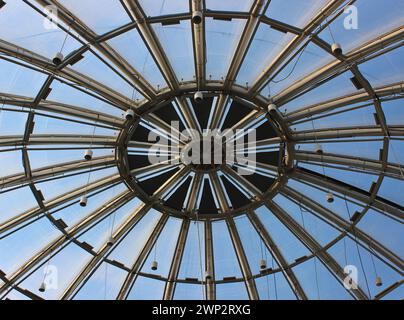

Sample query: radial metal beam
[33,0,157,100]
[0,39,134,109]
[190,0,206,88]
[0,174,122,235]
[295,151,403,179]
[204,220,215,300]
[248,211,308,300]
[164,219,190,300]
[282,187,404,270]
[0,92,124,128]
[0,134,117,147]
[225,217,259,300]
[61,202,152,299]
[273,26,404,105]
[249,0,348,94]
[0,156,116,191]
[292,126,404,141]
[117,214,169,300]
[224,0,269,90]
[285,82,404,123]
[0,190,135,296]
[291,167,404,221]
[121,0,180,90]
[266,201,369,300]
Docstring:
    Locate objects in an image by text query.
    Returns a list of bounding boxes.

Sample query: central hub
[121,92,290,219]
[180,134,226,172]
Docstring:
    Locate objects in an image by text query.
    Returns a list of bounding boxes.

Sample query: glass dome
[0,0,403,300]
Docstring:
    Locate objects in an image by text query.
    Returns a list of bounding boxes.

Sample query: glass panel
[58,0,131,34]
[139,0,189,16]
[205,18,246,80]
[255,272,297,300]
[173,282,204,300]
[383,98,404,126]
[0,110,28,136]
[142,217,182,278]
[273,194,340,246]
[319,0,404,52]
[0,218,60,275]
[328,236,403,298]
[255,206,310,263]
[107,29,167,89]
[74,262,128,300]
[212,220,242,279]
[108,208,161,266]
[389,140,404,165]
[178,221,205,280]
[266,0,328,28]
[206,0,254,12]
[357,208,404,259]
[20,243,92,300]
[127,276,166,300]
[292,257,353,300]
[0,187,38,225]
[237,24,295,86]
[378,176,403,206]
[0,149,24,178]
[216,281,249,300]
[0,1,81,58]
[152,20,195,82]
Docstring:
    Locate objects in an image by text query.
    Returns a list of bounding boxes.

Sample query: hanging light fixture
[260,259,267,270]
[194,91,203,103]
[331,43,342,55]
[52,52,64,66]
[84,149,93,161]
[79,195,88,207]
[38,281,46,293]
[326,192,334,203]
[124,109,135,121]
[151,260,158,271]
[315,144,323,155]
[375,276,383,287]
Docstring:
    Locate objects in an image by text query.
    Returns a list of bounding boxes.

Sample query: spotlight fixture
[192,10,203,24]
[38,282,46,293]
[331,43,342,55]
[79,195,88,207]
[151,260,158,271]
[326,192,334,203]
[260,259,267,270]
[194,91,203,103]
[125,109,135,121]
[375,276,383,287]
[84,149,93,161]
[52,52,64,66]
[314,144,323,155]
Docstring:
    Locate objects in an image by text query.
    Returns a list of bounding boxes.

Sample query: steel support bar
[224,0,268,90]
[1,156,116,191]
[0,174,122,235]
[0,39,134,109]
[266,201,369,300]
[204,220,215,300]
[249,0,348,94]
[191,0,206,88]
[0,135,117,147]
[0,190,135,296]
[121,0,179,90]
[34,0,157,100]
[285,82,404,123]
[0,92,124,128]
[164,219,190,300]
[273,27,404,105]
[61,202,152,299]
[292,167,404,219]
[248,211,308,300]
[226,217,259,300]
[117,214,169,300]
[282,187,404,270]
[295,151,403,178]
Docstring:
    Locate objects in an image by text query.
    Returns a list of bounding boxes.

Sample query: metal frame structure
[0,0,402,300]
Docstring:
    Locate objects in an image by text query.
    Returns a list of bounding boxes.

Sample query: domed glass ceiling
[0,0,403,300]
